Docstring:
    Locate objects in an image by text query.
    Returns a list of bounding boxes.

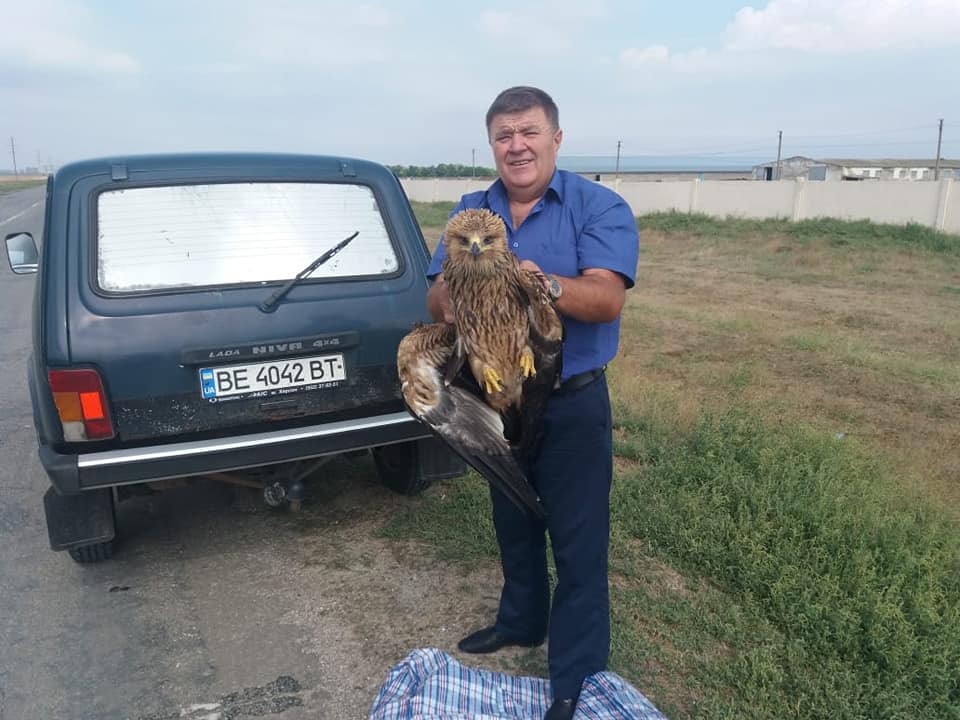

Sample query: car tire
[67,541,115,564]
[372,442,432,496]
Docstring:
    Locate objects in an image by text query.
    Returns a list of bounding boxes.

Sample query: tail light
[48,369,115,441]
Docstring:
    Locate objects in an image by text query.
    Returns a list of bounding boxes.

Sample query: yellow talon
[520,349,537,378]
[483,367,504,394]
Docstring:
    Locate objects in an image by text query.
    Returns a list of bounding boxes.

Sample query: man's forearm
[550,269,626,324]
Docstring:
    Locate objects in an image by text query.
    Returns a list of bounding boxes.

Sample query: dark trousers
[491,373,612,700]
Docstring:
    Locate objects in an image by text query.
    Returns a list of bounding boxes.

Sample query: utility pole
[471,148,476,178]
[934,119,943,181]
[10,137,17,176]
[775,130,783,180]
[615,139,622,180]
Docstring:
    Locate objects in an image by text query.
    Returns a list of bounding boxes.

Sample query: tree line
[388,163,497,178]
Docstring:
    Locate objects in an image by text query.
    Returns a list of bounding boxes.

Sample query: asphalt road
[0,186,497,720]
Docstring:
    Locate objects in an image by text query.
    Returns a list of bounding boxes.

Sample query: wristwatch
[547,274,563,300]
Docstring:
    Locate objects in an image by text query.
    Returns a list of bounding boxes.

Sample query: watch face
[549,276,562,299]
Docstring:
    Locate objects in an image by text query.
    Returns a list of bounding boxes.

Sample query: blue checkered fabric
[369,648,668,720]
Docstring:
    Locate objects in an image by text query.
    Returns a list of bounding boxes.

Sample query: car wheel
[67,541,115,564]
[372,442,432,496]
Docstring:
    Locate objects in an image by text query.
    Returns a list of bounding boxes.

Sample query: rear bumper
[41,411,432,494]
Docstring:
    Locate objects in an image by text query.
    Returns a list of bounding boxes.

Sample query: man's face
[488,106,562,200]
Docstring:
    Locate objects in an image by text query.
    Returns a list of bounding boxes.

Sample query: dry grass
[404,207,960,716]
[613,226,960,512]
[0,178,45,195]
[415,206,960,509]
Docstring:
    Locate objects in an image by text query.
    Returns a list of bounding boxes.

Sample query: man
[426,86,639,720]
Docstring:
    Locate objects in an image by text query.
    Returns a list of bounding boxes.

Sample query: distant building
[752,156,960,181]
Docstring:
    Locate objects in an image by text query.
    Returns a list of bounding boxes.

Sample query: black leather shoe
[456,626,543,654]
[544,697,577,720]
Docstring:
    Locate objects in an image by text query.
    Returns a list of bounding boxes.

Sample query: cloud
[479,1,609,55]
[480,10,571,54]
[234,1,397,68]
[0,0,139,74]
[618,45,710,73]
[346,3,393,27]
[619,45,669,66]
[724,0,960,53]
[619,0,960,79]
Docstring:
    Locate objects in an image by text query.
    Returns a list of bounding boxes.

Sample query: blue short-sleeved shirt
[427,169,640,381]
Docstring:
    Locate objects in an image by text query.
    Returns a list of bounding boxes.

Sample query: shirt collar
[545,168,564,202]
[484,168,564,212]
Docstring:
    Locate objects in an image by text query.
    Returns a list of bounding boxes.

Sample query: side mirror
[5,232,39,274]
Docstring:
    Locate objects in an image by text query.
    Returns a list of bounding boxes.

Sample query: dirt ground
[148,459,550,719]
[252,458,546,717]
[0,450,546,720]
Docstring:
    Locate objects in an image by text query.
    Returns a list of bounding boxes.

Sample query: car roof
[52,152,391,185]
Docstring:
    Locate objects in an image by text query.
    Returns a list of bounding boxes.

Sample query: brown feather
[442,209,540,412]
[395,208,563,519]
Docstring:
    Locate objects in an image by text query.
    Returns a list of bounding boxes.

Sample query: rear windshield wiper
[258,231,359,313]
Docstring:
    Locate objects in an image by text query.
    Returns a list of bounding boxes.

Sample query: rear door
[64,156,431,444]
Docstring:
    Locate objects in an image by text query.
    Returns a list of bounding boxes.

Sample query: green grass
[386,408,960,718]
[409,200,456,229]
[379,473,499,562]
[784,332,832,352]
[0,179,45,195]
[637,212,960,255]
[412,202,960,255]
[614,406,959,718]
[399,204,960,718]
[784,331,960,388]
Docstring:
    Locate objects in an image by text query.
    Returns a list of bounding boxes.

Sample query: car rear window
[95,182,399,292]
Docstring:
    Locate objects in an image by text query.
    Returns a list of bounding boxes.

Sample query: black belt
[559,367,605,393]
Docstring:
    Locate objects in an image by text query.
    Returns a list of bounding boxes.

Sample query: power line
[629,125,938,156]
[574,121,956,161]
[785,124,933,140]
[793,139,947,150]
[601,145,773,158]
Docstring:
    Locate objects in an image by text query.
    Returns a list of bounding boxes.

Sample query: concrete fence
[400,177,959,234]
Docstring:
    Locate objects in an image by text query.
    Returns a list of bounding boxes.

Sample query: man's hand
[427,274,455,324]
[519,259,550,292]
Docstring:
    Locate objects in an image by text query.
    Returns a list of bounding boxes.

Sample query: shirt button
[513,242,519,248]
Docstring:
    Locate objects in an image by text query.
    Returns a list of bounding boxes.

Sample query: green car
[4,153,463,563]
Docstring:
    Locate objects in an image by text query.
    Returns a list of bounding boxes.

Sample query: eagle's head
[442,209,510,269]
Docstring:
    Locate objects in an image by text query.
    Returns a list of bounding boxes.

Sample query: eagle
[397,208,563,518]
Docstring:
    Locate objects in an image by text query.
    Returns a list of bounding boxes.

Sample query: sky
[3,0,960,171]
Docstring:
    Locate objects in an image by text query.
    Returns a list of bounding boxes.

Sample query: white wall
[399,178,959,234]
[401,178,491,203]
[946,181,960,234]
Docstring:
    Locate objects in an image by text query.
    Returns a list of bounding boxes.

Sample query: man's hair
[485,86,559,132]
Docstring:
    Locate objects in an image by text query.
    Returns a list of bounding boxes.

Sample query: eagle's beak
[469,239,482,257]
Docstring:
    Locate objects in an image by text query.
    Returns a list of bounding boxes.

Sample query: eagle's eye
[482,237,493,245]
[459,237,470,246]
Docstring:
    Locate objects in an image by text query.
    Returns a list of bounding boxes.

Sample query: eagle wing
[502,268,564,459]
[398,322,546,518]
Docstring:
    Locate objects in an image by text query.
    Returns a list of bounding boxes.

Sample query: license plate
[199,353,346,399]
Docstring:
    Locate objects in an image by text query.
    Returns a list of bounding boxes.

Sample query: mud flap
[43,487,116,551]
[416,436,466,482]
